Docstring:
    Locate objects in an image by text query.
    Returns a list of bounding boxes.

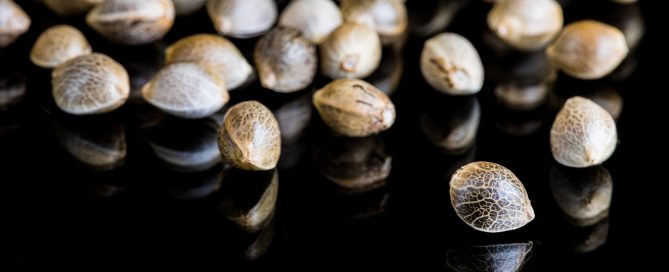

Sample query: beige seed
[43,0,103,16]
[320,23,382,79]
[0,0,30,48]
[450,161,535,233]
[218,101,281,171]
[171,0,206,16]
[142,62,229,119]
[546,20,628,80]
[207,0,277,38]
[550,96,617,168]
[487,0,563,50]
[278,0,342,44]
[52,53,130,115]
[30,25,92,69]
[86,0,175,45]
[166,34,252,91]
[313,79,395,137]
[550,165,612,227]
[254,27,317,93]
[340,0,408,45]
[420,33,484,95]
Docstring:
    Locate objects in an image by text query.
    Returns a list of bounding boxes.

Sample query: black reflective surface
[3,0,665,270]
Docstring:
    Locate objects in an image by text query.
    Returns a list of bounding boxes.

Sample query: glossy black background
[2,0,665,271]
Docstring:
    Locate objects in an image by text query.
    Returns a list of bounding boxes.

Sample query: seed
[447,242,533,272]
[30,25,92,69]
[278,0,342,44]
[550,96,617,168]
[420,95,480,155]
[166,34,253,91]
[53,117,126,171]
[340,0,408,45]
[218,101,281,171]
[142,62,229,119]
[546,20,628,80]
[315,136,391,192]
[0,0,31,48]
[144,118,221,172]
[86,0,175,45]
[219,168,278,232]
[549,164,612,227]
[43,0,103,16]
[320,23,382,79]
[487,0,563,50]
[313,79,395,137]
[52,53,130,115]
[420,33,484,95]
[207,0,277,39]
[254,27,317,93]
[449,161,535,233]
[171,0,206,16]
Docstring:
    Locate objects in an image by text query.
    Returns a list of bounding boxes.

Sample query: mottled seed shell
[52,53,130,115]
[279,0,342,44]
[0,0,31,48]
[171,0,206,16]
[43,0,103,16]
[447,243,533,272]
[487,0,563,50]
[219,168,278,232]
[550,96,617,168]
[313,79,395,137]
[207,0,277,38]
[218,101,281,171]
[449,161,535,233]
[340,0,408,44]
[550,165,612,226]
[421,33,484,95]
[86,0,175,45]
[142,62,229,119]
[254,27,317,93]
[546,20,628,80]
[30,25,92,69]
[320,23,382,79]
[166,34,252,91]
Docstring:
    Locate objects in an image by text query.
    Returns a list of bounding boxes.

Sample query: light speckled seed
[207,0,277,38]
[320,23,382,79]
[43,0,103,16]
[549,165,612,226]
[313,79,395,137]
[166,34,252,91]
[546,20,628,80]
[421,33,484,95]
[142,62,229,119]
[487,0,563,50]
[30,25,92,69]
[449,161,535,233]
[447,243,533,272]
[86,0,175,45]
[278,0,342,44]
[0,0,31,48]
[254,27,317,93]
[550,96,617,168]
[171,0,206,16]
[218,101,281,171]
[51,53,130,115]
[340,0,408,44]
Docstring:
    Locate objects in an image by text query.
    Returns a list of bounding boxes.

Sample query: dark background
[2,0,665,270]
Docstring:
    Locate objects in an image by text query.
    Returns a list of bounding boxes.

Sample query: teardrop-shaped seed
[30,25,92,69]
